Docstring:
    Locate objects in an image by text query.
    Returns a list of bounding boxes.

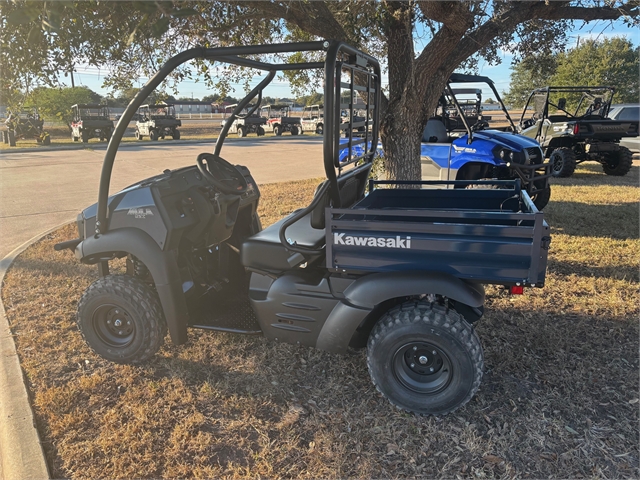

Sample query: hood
[472,129,540,151]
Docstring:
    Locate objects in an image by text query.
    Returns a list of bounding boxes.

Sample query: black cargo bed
[325,180,550,287]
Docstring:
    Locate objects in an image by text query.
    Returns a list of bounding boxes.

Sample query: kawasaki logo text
[334,233,411,249]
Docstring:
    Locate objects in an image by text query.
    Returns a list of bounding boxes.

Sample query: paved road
[0,137,324,259]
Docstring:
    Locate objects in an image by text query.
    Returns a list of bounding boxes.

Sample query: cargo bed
[326,180,550,287]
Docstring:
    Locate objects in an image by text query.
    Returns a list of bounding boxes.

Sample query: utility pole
[70,69,75,88]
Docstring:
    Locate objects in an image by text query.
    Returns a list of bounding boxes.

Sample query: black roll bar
[95,41,327,235]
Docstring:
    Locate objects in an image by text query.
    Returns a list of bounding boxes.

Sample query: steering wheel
[196,153,248,195]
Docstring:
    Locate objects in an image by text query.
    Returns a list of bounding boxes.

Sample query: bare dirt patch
[2,170,638,478]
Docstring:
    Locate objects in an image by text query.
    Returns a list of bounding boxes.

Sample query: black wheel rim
[393,342,452,394]
[551,154,563,174]
[92,304,135,348]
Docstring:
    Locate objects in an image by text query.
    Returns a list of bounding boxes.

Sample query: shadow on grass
[544,200,638,239]
[552,164,639,187]
[549,258,639,281]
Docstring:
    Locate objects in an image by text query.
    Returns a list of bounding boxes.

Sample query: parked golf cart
[55,41,550,416]
[300,104,324,134]
[418,74,552,210]
[135,103,181,140]
[1,108,50,146]
[220,104,267,137]
[71,104,114,143]
[517,86,637,177]
[261,104,301,135]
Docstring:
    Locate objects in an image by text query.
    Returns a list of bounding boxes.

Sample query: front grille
[526,147,543,164]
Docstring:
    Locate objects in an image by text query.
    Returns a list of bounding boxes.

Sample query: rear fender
[75,227,188,345]
[315,271,484,354]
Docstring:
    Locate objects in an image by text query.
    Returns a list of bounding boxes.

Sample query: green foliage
[551,37,639,104]
[484,98,495,104]
[296,92,324,106]
[505,37,639,108]
[28,87,101,127]
[503,54,557,108]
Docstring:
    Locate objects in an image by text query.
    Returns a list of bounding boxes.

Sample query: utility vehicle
[135,103,181,140]
[219,104,267,137]
[71,104,114,143]
[2,108,50,146]
[261,104,301,135]
[518,86,637,178]
[420,74,552,210]
[300,104,324,134]
[56,41,550,416]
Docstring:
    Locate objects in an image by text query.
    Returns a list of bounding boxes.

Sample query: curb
[0,222,73,480]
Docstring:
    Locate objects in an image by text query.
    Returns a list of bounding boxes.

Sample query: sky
[66,18,639,103]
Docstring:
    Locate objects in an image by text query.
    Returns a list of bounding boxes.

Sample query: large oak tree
[1,1,638,179]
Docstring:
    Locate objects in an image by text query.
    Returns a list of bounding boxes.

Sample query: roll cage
[138,104,177,119]
[519,86,615,123]
[96,41,381,235]
[72,104,111,122]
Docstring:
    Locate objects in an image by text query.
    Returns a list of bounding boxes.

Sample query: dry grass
[2,166,639,478]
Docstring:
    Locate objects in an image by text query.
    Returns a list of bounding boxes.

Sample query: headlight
[499,149,514,161]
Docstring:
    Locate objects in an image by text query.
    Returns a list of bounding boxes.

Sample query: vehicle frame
[135,103,182,141]
[56,41,549,416]
[261,104,301,135]
[220,103,267,137]
[300,104,324,134]
[1,108,50,146]
[70,104,114,143]
[517,86,637,177]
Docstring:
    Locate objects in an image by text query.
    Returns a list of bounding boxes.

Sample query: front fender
[75,228,188,345]
[315,271,484,354]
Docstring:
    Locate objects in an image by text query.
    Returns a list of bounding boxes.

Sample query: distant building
[172,101,216,114]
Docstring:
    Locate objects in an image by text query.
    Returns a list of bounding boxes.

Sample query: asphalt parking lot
[0,136,324,259]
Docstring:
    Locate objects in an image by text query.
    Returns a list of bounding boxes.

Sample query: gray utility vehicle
[71,104,114,143]
[55,41,550,416]
[518,86,638,178]
[135,104,181,140]
[219,104,267,137]
[261,104,301,135]
[1,108,50,146]
[300,104,324,134]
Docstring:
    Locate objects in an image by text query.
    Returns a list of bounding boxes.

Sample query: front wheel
[549,147,576,178]
[149,130,158,141]
[274,125,282,136]
[531,185,551,210]
[316,124,323,135]
[172,129,180,140]
[256,126,265,136]
[602,146,633,176]
[367,300,483,415]
[291,126,299,135]
[77,275,167,364]
[42,134,51,145]
[237,126,246,138]
[135,129,142,140]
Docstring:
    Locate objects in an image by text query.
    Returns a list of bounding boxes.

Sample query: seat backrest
[309,162,372,229]
[422,118,448,142]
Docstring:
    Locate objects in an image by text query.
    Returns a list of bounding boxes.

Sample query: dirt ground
[2,168,638,478]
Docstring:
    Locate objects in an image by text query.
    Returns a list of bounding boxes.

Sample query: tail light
[573,123,580,135]
[509,285,524,295]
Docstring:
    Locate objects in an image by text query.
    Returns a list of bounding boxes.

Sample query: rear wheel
[256,126,265,136]
[172,129,180,140]
[316,124,323,135]
[42,134,51,146]
[602,146,633,176]
[291,126,299,135]
[8,130,16,146]
[77,275,167,364]
[549,147,576,178]
[237,126,246,138]
[149,130,158,141]
[81,130,89,143]
[367,300,483,415]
